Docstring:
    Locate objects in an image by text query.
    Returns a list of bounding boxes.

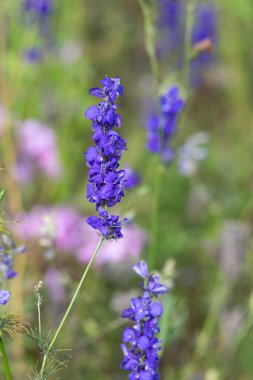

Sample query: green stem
[147,162,163,270]
[0,336,12,380]
[40,236,104,376]
[139,0,160,84]
[183,0,195,94]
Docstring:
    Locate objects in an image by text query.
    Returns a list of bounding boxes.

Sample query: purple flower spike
[146,86,184,165]
[0,289,11,305]
[121,260,168,379]
[84,76,127,239]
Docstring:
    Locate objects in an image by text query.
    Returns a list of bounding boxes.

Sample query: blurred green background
[1,0,253,379]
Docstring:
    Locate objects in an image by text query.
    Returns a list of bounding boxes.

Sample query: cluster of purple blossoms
[22,0,53,62]
[147,86,184,165]
[23,0,52,17]
[121,260,168,380]
[157,0,218,87]
[0,234,26,305]
[84,77,127,240]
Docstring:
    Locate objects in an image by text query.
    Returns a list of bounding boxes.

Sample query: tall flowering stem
[121,260,168,379]
[85,76,127,240]
[0,335,12,380]
[147,87,184,270]
[39,236,104,376]
[40,75,126,375]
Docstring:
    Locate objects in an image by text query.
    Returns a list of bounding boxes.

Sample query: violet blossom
[121,260,168,380]
[84,76,127,239]
[0,233,26,306]
[147,86,184,165]
[0,290,11,305]
[22,0,53,62]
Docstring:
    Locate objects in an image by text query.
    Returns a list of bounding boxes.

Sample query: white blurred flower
[178,132,209,176]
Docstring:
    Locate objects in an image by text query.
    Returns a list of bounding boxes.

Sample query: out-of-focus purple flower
[147,86,184,165]
[147,115,160,154]
[178,132,209,176]
[22,0,53,62]
[76,223,147,267]
[157,1,218,87]
[45,267,66,303]
[85,77,127,239]
[23,0,52,17]
[124,166,141,190]
[0,233,26,282]
[0,289,11,305]
[157,0,184,61]
[24,47,43,62]
[191,3,218,86]
[14,119,62,183]
[120,260,168,379]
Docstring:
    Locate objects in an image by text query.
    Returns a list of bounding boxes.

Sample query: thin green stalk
[0,336,12,380]
[183,0,195,94]
[38,300,42,336]
[139,0,160,84]
[147,162,163,270]
[39,236,104,376]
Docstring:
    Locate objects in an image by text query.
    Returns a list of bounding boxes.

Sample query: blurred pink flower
[45,267,66,303]
[17,206,85,253]
[17,205,50,240]
[17,206,147,267]
[14,119,62,182]
[76,223,147,267]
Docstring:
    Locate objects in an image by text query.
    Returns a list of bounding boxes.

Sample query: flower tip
[133,260,149,279]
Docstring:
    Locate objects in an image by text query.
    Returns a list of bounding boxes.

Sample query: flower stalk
[39,236,104,376]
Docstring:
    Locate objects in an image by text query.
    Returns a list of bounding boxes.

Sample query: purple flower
[86,211,125,240]
[157,1,218,87]
[85,77,127,239]
[22,0,53,62]
[23,0,52,17]
[157,0,184,59]
[0,289,11,305]
[124,166,141,190]
[190,3,218,86]
[0,234,26,282]
[121,260,168,379]
[147,86,184,165]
